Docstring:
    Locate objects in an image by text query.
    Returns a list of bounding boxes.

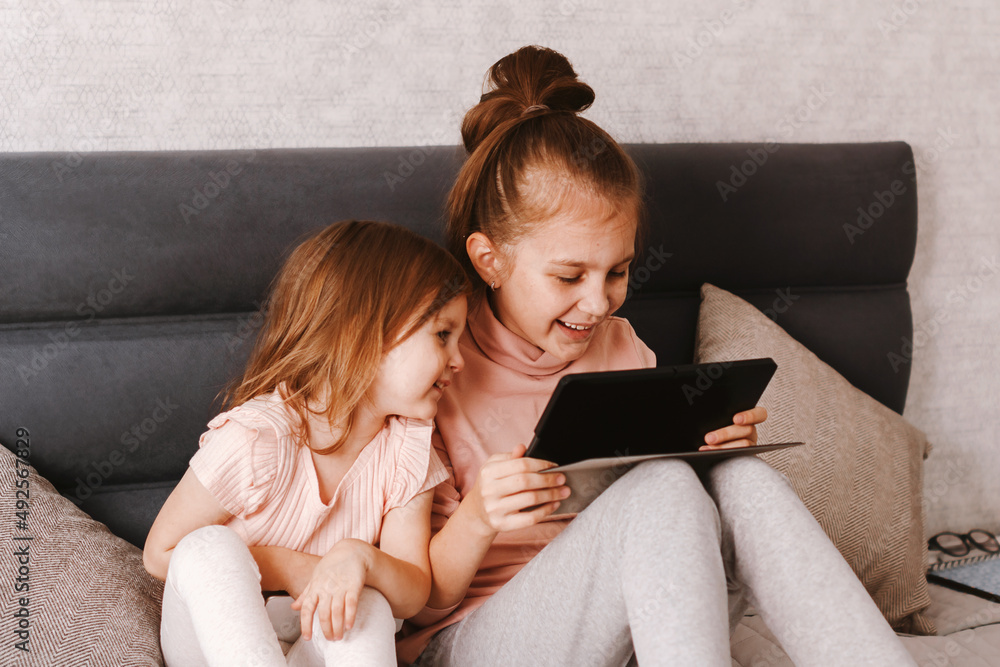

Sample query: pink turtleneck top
[396,297,656,664]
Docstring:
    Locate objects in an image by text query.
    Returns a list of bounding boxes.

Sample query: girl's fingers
[700,439,754,451]
[298,596,316,640]
[485,444,527,465]
[329,594,345,641]
[494,486,569,517]
[735,406,768,425]
[704,423,755,445]
[343,590,359,633]
[501,500,562,530]
[295,590,360,641]
[487,470,566,498]
[486,455,559,481]
[318,595,334,640]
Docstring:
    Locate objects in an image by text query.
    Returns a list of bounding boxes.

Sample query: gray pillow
[695,283,934,634]
[0,441,164,665]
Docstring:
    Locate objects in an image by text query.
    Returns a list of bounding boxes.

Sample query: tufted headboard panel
[0,142,917,547]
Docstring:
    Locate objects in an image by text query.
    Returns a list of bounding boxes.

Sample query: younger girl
[144,220,470,666]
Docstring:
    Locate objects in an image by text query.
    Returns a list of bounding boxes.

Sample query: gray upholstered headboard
[0,142,917,547]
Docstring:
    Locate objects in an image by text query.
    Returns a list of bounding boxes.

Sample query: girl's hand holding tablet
[468,443,571,532]
[699,406,769,451]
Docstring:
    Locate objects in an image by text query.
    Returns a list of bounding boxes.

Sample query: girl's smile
[556,319,598,341]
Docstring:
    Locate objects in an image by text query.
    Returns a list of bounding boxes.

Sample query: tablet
[525,357,797,466]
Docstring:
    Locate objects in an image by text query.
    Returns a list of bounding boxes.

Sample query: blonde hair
[447,45,645,286]
[224,220,471,454]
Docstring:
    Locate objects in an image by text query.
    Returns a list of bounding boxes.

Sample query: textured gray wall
[3,0,997,535]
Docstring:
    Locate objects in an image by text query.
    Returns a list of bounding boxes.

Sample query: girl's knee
[708,455,791,496]
[355,587,396,634]
[306,587,397,654]
[624,458,701,491]
[173,525,244,561]
[707,456,804,529]
[615,459,719,523]
[168,525,255,586]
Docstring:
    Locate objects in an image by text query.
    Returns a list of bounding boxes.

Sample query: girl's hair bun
[461,45,595,154]
[447,45,644,288]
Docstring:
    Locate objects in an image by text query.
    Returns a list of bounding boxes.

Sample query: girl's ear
[466,232,503,286]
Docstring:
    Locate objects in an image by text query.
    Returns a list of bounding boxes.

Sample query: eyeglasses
[928,530,999,558]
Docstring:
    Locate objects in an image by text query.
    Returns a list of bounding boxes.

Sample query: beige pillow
[695,283,934,635]
[0,443,164,665]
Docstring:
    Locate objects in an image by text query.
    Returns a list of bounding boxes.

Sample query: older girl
[397,46,915,667]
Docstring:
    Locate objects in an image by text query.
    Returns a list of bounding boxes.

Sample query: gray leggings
[414,456,916,667]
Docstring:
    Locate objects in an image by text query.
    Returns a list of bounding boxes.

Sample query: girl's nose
[578,278,611,318]
[450,347,465,373]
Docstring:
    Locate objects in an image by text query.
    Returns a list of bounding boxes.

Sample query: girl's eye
[437,330,451,344]
[609,270,627,279]
[556,276,581,284]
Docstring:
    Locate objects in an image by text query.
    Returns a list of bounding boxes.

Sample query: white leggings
[160,525,397,667]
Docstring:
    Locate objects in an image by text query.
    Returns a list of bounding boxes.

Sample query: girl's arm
[248,545,319,598]
[364,487,435,616]
[291,488,437,641]
[426,444,568,610]
[142,467,231,580]
[143,468,320,596]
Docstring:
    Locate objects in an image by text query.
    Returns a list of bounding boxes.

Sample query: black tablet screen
[525,358,777,466]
